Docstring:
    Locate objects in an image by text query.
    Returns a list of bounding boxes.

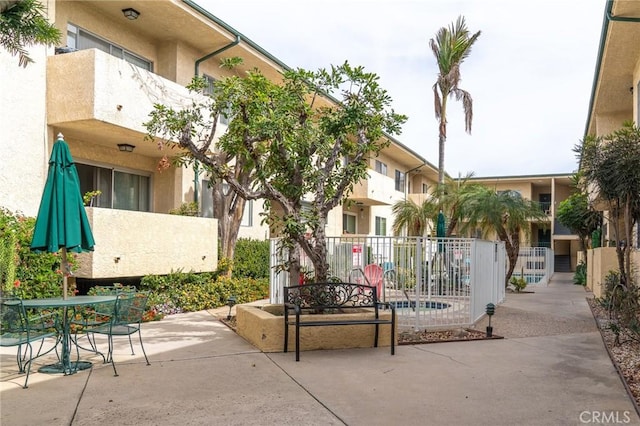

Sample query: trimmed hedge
[233,238,270,279]
[140,269,269,317]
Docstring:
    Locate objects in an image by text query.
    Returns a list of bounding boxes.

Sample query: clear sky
[195,0,606,177]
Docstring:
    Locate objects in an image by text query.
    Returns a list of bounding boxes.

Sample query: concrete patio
[1,273,639,425]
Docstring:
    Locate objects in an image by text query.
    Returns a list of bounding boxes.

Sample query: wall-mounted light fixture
[118,143,135,153]
[122,8,140,20]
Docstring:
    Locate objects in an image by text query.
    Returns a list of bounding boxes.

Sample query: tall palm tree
[459,187,548,288]
[0,0,61,67]
[430,16,481,185]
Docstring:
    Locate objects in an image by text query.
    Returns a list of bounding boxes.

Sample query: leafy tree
[0,0,61,67]
[147,61,406,283]
[578,122,640,287]
[146,59,253,272]
[430,16,481,185]
[556,175,601,262]
[458,187,548,287]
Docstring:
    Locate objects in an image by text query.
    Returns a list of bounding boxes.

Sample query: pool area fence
[269,236,508,330]
[512,247,554,286]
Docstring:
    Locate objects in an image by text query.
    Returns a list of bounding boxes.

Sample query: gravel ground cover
[587,298,640,409]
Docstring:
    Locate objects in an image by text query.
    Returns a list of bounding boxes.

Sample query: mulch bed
[398,328,503,344]
[219,315,502,344]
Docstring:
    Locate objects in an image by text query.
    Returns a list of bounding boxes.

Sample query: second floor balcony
[47,48,194,157]
[350,171,399,206]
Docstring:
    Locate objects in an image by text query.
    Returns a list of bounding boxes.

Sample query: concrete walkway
[2,273,639,425]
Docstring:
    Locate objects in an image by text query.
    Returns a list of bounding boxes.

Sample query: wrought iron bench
[283,282,395,361]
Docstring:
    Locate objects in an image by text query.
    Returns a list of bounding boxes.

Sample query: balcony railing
[553,219,573,235]
[538,201,551,215]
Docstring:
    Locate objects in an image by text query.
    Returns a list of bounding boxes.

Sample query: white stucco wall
[0,47,50,217]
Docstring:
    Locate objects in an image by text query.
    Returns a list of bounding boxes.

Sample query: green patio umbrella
[436,211,446,252]
[31,133,95,299]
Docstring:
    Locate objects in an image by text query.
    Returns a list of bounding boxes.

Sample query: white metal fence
[269,236,506,330]
[513,247,554,286]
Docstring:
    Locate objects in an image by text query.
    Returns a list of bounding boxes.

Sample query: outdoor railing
[270,236,507,329]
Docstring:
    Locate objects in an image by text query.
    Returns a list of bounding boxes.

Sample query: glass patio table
[21,295,117,375]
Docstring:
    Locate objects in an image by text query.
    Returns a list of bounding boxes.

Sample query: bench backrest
[284,282,378,309]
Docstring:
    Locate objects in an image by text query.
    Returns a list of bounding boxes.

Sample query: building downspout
[192,36,240,204]
[194,35,240,78]
[404,163,426,201]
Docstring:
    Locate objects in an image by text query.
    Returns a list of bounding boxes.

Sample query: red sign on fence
[352,244,362,267]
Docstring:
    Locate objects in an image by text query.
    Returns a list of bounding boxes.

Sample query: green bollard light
[227,296,237,321]
[485,303,495,337]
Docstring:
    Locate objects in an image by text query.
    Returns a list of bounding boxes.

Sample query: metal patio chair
[0,296,59,388]
[71,285,135,353]
[83,291,151,376]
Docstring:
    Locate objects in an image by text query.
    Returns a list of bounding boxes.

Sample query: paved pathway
[2,272,639,425]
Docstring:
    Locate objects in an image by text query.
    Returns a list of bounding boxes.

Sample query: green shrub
[573,262,587,286]
[509,276,527,292]
[140,267,269,315]
[233,238,270,279]
[168,202,199,216]
[0,208,76,298]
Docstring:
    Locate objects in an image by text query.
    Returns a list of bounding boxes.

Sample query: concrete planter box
[236,304,396,353]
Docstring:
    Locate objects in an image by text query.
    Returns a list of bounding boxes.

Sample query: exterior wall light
[122,8,140,20]
[118,143,135,152]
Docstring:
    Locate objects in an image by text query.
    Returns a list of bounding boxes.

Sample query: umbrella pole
[62,247,68,300]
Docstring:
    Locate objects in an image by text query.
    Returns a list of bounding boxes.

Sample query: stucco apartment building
[583,0,640,294]
[0,0,578,287]
[469,174,577,272]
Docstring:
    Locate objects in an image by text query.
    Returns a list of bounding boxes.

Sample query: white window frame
[67,23,153,71]
[375,216,387,236]
[342,213,357,234]
[374,160,387,176]
[241,200,253,227]
[76,161,152,212]
[203,74,232,126]
[394,170,406,192]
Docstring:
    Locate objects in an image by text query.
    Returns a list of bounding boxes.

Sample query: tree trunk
[623,195,633,287]
[212,184,246,277]
[578,236,588,266]
[504,233,520,288]
[437,95,448,186]
[297,213,330,282]
[438,133,446,186]
[288,244,301,286]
